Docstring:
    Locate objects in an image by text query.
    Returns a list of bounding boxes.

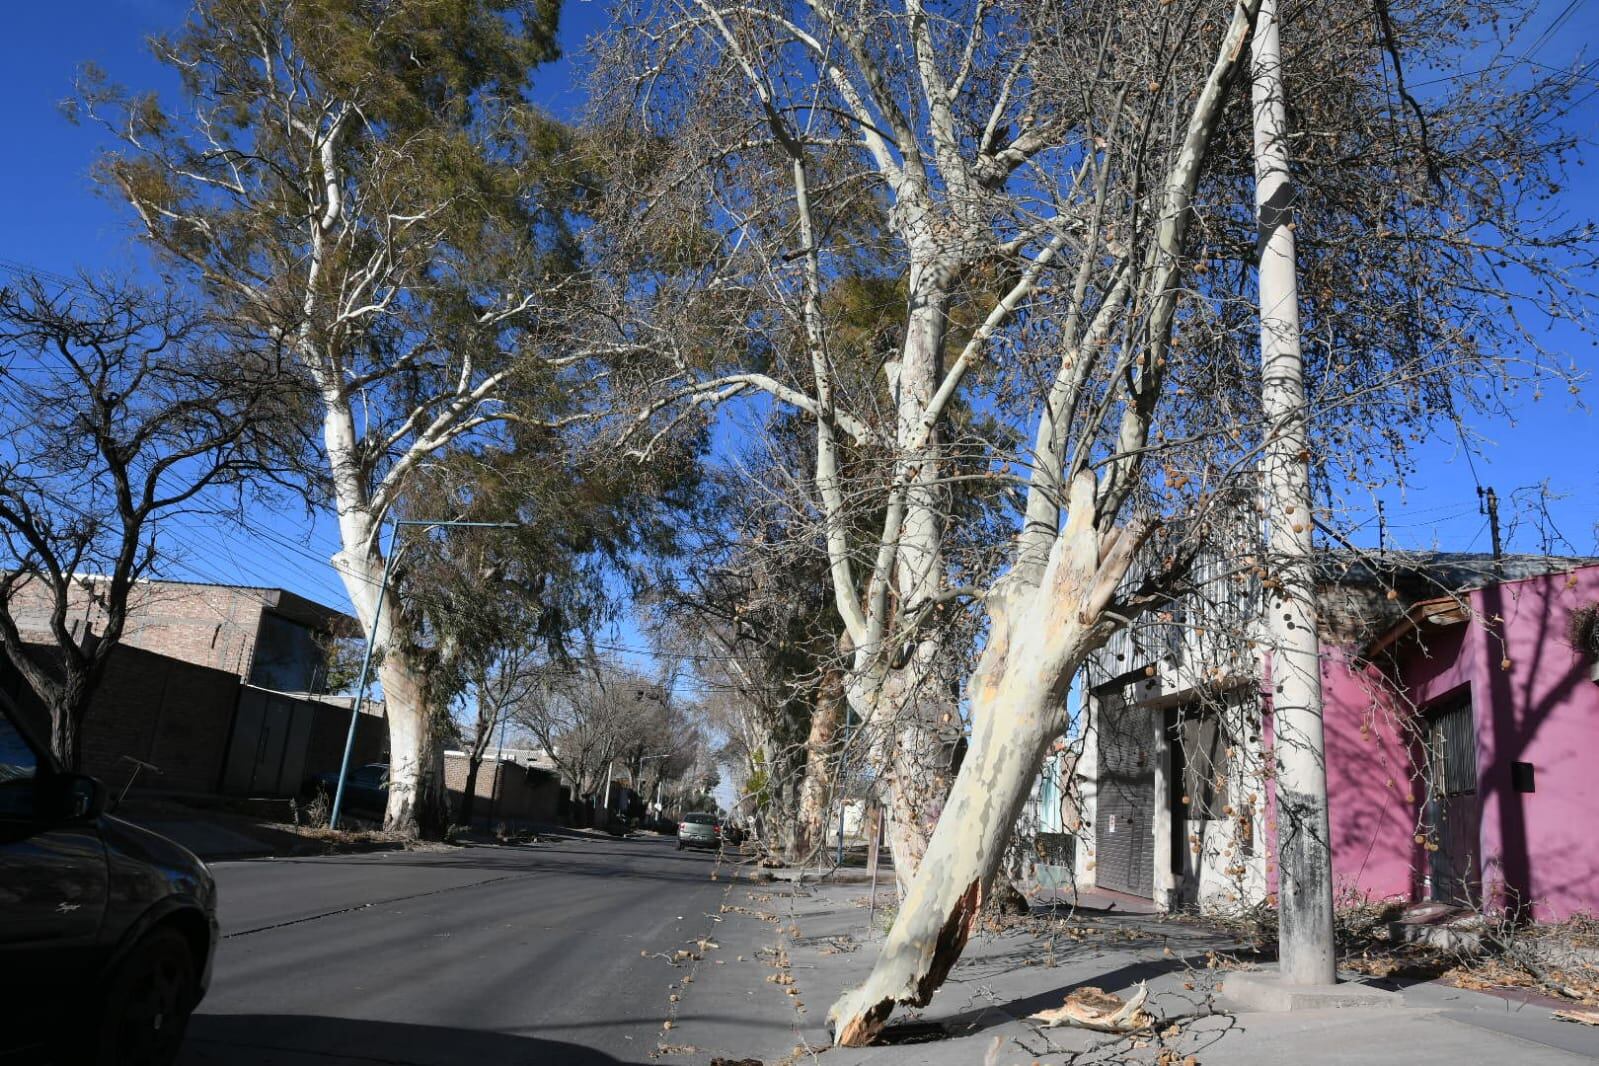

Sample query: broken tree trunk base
[828,475,1143,1046]
[829,607,1079,1042]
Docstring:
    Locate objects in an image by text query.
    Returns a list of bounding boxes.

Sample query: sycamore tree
[73,0,605,836]
[591,0,1592,1042]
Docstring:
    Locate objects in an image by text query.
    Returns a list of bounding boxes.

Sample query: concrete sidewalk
[755,883,1599,1066]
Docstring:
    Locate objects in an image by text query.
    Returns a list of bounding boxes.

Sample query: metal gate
[1424,697,1480,905]
[1096,693,1155,898]
[221,686,315,796]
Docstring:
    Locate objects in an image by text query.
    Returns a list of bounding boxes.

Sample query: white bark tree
[597,0,1272,1033]
[596,0,1594,1041]
[76,0,593,836]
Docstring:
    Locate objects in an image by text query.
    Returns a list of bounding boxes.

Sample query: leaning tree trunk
[830,487,1134,1044]
[1251,0,1336,986]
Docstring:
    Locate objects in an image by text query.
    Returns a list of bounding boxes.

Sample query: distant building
[442,749,563,827]
[1,577,384,798]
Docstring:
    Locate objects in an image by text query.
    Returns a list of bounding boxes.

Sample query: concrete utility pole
[1251,0,1337,986]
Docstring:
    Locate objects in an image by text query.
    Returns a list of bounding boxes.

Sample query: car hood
[99,815,216,911]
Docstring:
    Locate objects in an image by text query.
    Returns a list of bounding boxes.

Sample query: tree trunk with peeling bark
[830,478,1139,1044]
[792,667,846,863]
[870,269,960,891]
[375,645,450,836]
[333,527,450,839]
[822,0,1266,1037]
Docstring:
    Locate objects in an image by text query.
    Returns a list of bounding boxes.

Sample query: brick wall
[444,752,560,826]
[7,578,270,679]
[0,641,241,793]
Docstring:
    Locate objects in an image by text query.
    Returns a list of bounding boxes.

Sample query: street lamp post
[329,518,518,830]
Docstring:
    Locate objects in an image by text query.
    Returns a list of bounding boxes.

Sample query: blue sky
[0,0,1594,626]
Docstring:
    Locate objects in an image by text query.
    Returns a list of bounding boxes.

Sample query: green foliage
[74,0,593,513]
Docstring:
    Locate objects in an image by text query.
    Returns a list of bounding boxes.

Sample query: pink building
[1322,562,1599,921]
[1072,553,1599,922]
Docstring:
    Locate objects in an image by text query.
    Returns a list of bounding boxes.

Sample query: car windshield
[683,814,715,825]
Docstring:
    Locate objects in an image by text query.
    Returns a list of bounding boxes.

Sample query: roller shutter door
[1096,696,1155,898]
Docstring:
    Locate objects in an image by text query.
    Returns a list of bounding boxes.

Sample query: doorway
[1096,690,1154,898]
[1423,694,1480,905]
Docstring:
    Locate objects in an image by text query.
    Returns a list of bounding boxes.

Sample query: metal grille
[1428,700,1476,798]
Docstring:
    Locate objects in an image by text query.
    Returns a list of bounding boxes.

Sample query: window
[0,711,41,819]
[250,611,323,692]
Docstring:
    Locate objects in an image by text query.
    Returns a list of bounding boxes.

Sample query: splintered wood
[1028,983,1152,1032]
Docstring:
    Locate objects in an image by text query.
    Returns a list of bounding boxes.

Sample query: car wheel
[91,927,197,1066]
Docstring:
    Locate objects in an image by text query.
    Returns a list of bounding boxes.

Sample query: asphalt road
[177,833,761,1066]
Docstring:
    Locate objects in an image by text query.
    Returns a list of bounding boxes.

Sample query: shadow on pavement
[180,1014,638,1065]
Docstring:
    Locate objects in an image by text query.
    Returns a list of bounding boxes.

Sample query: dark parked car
[676,811,720,851]
[308,762,389,819]
[0,692,218,1065]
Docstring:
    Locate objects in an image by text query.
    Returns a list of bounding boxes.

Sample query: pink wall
[1470,568,1599,920]
[1321,645,1431,904]
[1320,564,1599,920]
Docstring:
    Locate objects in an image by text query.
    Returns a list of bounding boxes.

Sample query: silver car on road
[676,812,720,851]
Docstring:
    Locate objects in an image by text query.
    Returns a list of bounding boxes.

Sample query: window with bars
[1426,698,1476,799]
